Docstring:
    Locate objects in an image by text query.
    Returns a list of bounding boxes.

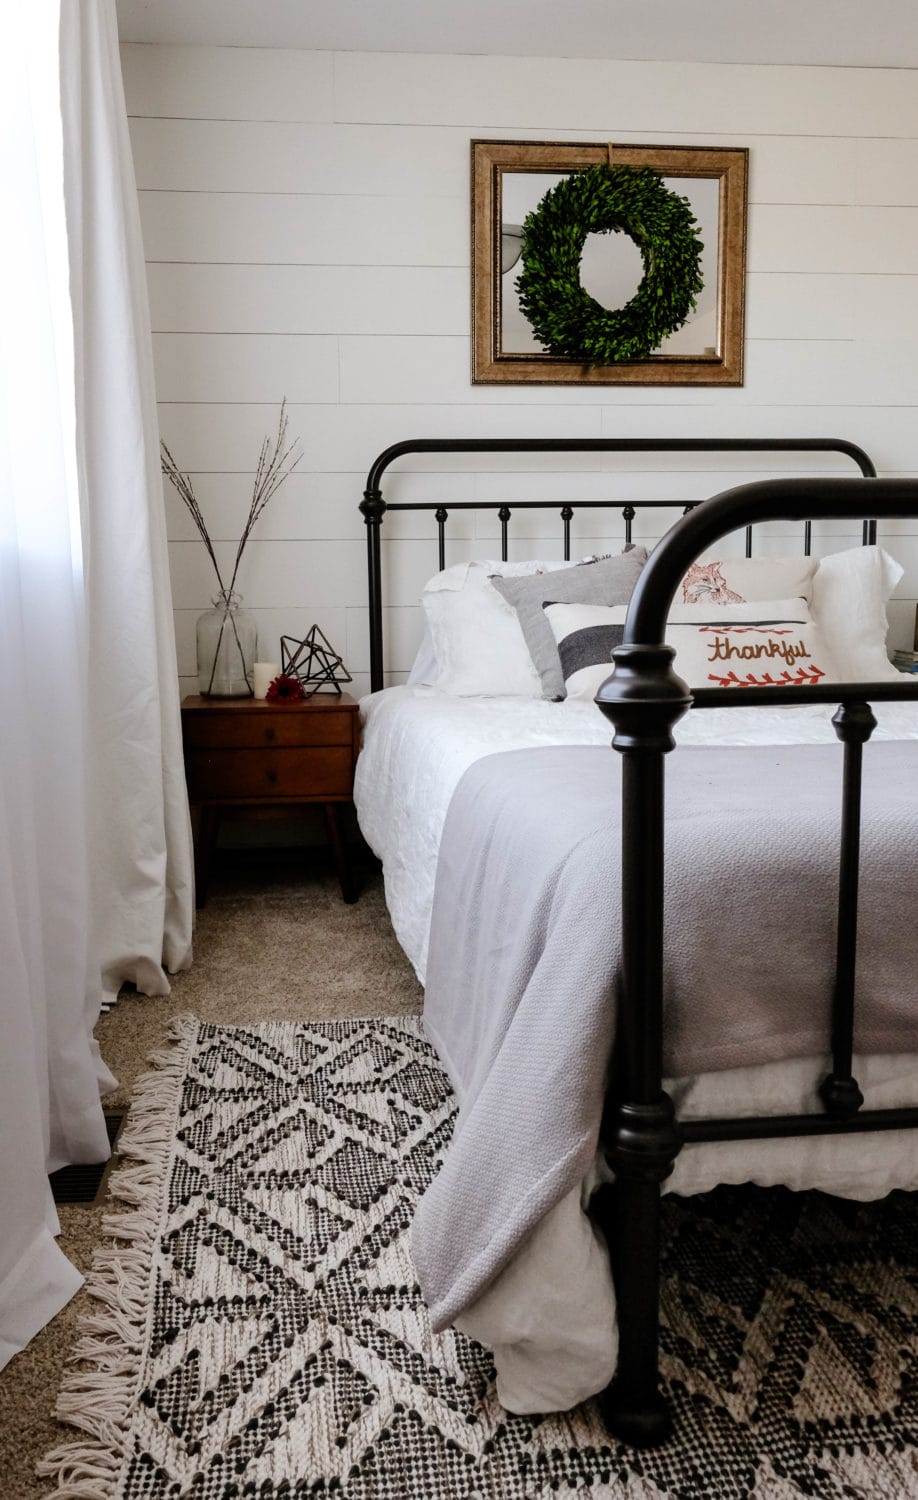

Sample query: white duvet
[354,686,918,1412]
[356,686,918,985]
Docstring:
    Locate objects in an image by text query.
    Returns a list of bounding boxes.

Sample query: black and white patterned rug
[41,1016,918,1499]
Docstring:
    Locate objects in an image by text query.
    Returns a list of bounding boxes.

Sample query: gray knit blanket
[412,741,918,1331]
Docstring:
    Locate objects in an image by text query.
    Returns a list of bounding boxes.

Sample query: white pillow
[810,545,903,682]
[545,598,838,700]
[405,623,438,686]
[420,558,570,697]
[679,555,817,605]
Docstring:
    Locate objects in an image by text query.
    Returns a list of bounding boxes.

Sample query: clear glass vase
[196,591,257,696]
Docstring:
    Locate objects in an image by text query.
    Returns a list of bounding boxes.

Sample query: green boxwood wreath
[516,165,705,364]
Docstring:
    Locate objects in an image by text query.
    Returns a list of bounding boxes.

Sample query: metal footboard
[594,475,918,1445]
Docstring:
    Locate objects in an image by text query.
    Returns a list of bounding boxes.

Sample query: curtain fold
[0,0,113,1364]
[61,0,194,1001]
[0,0,194,1366]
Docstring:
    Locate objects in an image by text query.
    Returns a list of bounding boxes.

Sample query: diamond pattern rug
[40,1016,918,1498]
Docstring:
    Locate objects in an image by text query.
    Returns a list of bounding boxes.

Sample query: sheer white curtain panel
[61,0,194,1002]
[0,0,194,1366]
[0,0,114,1367]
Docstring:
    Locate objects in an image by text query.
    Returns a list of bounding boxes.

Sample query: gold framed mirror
[471,140,748,386]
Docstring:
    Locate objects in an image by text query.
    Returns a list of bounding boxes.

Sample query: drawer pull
[265,727,276,742]
[266,768,278,784]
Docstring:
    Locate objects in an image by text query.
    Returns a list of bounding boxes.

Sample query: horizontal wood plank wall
[120,43,918,697]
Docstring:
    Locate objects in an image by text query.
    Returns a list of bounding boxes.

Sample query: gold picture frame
[471,140,748,387]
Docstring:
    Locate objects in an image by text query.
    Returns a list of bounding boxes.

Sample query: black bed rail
[690,681,918,707]
[680,1106,918,1144]
[619,475,889,650]
[363,435,877,495]
[361,438,877,693]
[594,474,918,1447]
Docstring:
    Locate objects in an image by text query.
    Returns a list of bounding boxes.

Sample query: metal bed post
[818,700,876,1120]
[359,484,387,692]
[593,641,691,1445]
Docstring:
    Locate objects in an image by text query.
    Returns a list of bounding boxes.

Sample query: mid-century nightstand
[181,693,360,906]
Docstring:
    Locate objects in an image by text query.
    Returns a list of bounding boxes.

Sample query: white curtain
[62,0,194,1001]
[0,0,193,1365]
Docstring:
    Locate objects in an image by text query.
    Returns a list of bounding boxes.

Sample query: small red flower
[265,673,305,702]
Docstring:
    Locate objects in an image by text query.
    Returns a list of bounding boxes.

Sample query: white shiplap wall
[120,43,918,698]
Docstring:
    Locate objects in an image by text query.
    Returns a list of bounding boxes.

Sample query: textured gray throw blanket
[413,741,918,1331]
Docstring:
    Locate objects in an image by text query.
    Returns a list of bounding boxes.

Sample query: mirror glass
[500,172,721,358]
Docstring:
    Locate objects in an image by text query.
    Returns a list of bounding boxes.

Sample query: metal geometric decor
[280,625,352,696]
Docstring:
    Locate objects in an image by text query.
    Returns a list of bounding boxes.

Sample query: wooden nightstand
[181,693,360,906]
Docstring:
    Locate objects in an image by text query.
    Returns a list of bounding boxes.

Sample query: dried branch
[160,399,303,606]
[225,399,303,599]
[160,440,226,594]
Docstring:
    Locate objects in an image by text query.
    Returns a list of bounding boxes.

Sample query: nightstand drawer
[182,709,354,750]
[185,746,354,801]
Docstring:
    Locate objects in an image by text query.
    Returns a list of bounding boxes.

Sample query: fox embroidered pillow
[678,556,818,605]
[544,598,838,700]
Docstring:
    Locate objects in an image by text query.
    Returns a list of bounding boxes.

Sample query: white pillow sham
[810,545,902,682]
[545,598,838,700]
[419,558,571,697]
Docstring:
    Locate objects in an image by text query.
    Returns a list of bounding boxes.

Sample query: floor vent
[49,1110,125,1205]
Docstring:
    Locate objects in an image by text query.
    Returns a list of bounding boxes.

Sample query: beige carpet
[0,856,421,1500]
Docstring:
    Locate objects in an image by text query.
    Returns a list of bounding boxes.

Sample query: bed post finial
[594,643,691,1447]
[596,642,691,751]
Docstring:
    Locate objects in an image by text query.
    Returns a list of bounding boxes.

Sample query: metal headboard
[360,437,878,692]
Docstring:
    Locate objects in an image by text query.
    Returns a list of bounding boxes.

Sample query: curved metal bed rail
[363,436,877,496]
[618,475,903,652]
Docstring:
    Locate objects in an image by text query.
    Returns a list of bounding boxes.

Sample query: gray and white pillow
[491,549,647,699]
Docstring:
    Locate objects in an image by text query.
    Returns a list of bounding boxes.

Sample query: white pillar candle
[253,662,280,699]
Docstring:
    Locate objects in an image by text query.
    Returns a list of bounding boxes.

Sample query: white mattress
[354,686,918,1412]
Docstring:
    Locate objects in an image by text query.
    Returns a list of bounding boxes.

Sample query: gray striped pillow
[491,549,647,699]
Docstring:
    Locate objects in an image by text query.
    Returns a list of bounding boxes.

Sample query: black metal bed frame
[360,436,918,1447]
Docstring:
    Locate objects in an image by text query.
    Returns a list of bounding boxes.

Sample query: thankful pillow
[544,598,838,700]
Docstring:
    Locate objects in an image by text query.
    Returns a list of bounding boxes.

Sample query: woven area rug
[40,1016,918,1499]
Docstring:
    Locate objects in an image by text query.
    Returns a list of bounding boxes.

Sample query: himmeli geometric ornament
[280,625,352,697]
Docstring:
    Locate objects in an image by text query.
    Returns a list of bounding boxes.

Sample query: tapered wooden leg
[324,802,356,903]
[194,804,222,908]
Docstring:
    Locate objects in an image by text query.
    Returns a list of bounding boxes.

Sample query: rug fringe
[36,1014,199,1499]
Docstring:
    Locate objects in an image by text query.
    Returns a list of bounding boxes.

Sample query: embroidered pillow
[490,548,648,699]
[544,598,837,700]
[679,555,817,606]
